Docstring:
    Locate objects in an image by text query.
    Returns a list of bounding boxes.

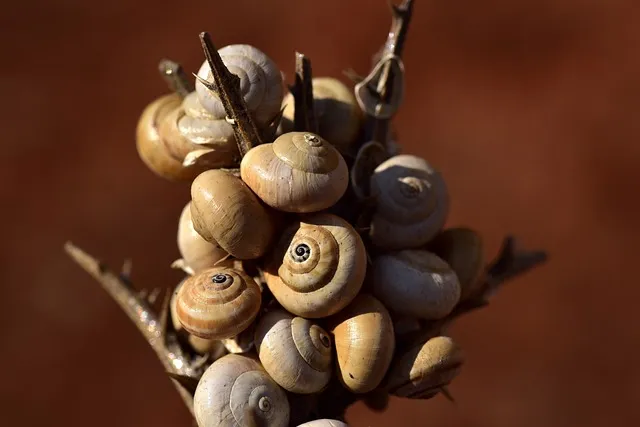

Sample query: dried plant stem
[292,52,318,133]
[64,242,199,416]
[196,32,263,157]
[158,59,194,97]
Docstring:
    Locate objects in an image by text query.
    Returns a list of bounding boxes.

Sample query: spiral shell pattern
[264,213,366,318]
[195,44,284,125]
[175,266,261,339]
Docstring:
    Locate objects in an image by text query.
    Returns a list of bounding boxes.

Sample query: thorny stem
[64,242,199,416]
[292,52,318,133]
[158,59,194,97]
[196,32,263,157]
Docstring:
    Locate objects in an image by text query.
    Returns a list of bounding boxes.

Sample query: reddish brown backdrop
[2,0,639,426]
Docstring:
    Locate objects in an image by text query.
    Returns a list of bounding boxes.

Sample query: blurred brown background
[2,0,640,426]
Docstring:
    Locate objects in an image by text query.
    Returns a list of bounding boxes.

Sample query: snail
[297,421,349,427]
[428,227,485,300]
[190,169,276,260]
[280,77,362,154]
[329,294,395,394]
[369,154,449,250]
[170,280,227,358]
[385,336,463,399]
[264,213,367,318]
[195,44,284,126]
[135,93,209,181]
[254,309,333,394]
[372,250,461,320]
[240,132,349,213]
[194,354,290,427]
[176,201,229,274]
[174,266,261,340]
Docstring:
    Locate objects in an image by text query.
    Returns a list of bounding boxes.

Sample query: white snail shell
[194,354,290,427]
[177,201,229,273]
[369,154,449,250]
[264,213,367,318]
[297,420,349,427]
[254,309,333,394]
[195,44,284,126]
[372,250,461,320]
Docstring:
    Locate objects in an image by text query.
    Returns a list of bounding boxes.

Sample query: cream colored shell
[240,132,349,213]
[194,354,290,427]
[329,294,395,394]
[297,421,349,427]
[264,213,366,318]
[195,44,284,126]
[177,201,229,273]
[190,169,275,260]
[254,309,333,394]
[372,250,461,320]
[175,266,261,340]
[386,336,463,399]
[281,77,362,154]
[369,154,449,250]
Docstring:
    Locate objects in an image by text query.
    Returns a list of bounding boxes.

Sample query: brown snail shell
[175,266,261,340]
[170,281,227,358]
[264,213,366,318]
[369,154,449,250]
[255,309,333,394]
[177,201,229,274]
[190,169,276,260]
[135,93,208,181]
[428,227,485,300]
[281,77,362,154]
[372,250,461,320]
[240,132,349,213]
[329,294,395,394]
[194,354,290,427]
[385,336,463,399]
[297,421,349,427]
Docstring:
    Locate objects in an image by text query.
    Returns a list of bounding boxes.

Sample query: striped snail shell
[369,154,449,250]
[254,309,333,394]
[264,213,366,318]
[174,266,261,340]
[329,294,395,394]
[372,250,461,320]
[195,44,284,126]
[194,354,290,427]
[240,132,349,213]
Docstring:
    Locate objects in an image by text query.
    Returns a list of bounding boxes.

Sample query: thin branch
[158,59,194,97]
[292,52,318,133]
[64,242,199,417]
[196,32,262,157]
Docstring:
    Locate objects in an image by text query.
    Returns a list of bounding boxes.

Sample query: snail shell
[372,250,461,320]
[170,281,227,358]
[329,294,395,394]
[240,132,349,213]
[428,227,485,300]
[175,266,261,340]
[195,44,284,126]
[255,309,333,394]
[281,77,362,154]
[177,201,229,274]
[194,354,290,427]
[190,169,276,260]
[135,93,208,181]
[386,336,463,399]
[369,154,449,250]
[264,213,366,318]
[297,421,349,427]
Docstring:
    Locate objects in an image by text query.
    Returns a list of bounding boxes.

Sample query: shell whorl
[369,154,449,250]
[177,201,229,273]
[195,44,284,125]
[175,266,261,339]
[264,213,366,318]
[194,354,290,427]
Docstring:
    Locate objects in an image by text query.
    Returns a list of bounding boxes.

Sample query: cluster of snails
[135,37,482,427]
